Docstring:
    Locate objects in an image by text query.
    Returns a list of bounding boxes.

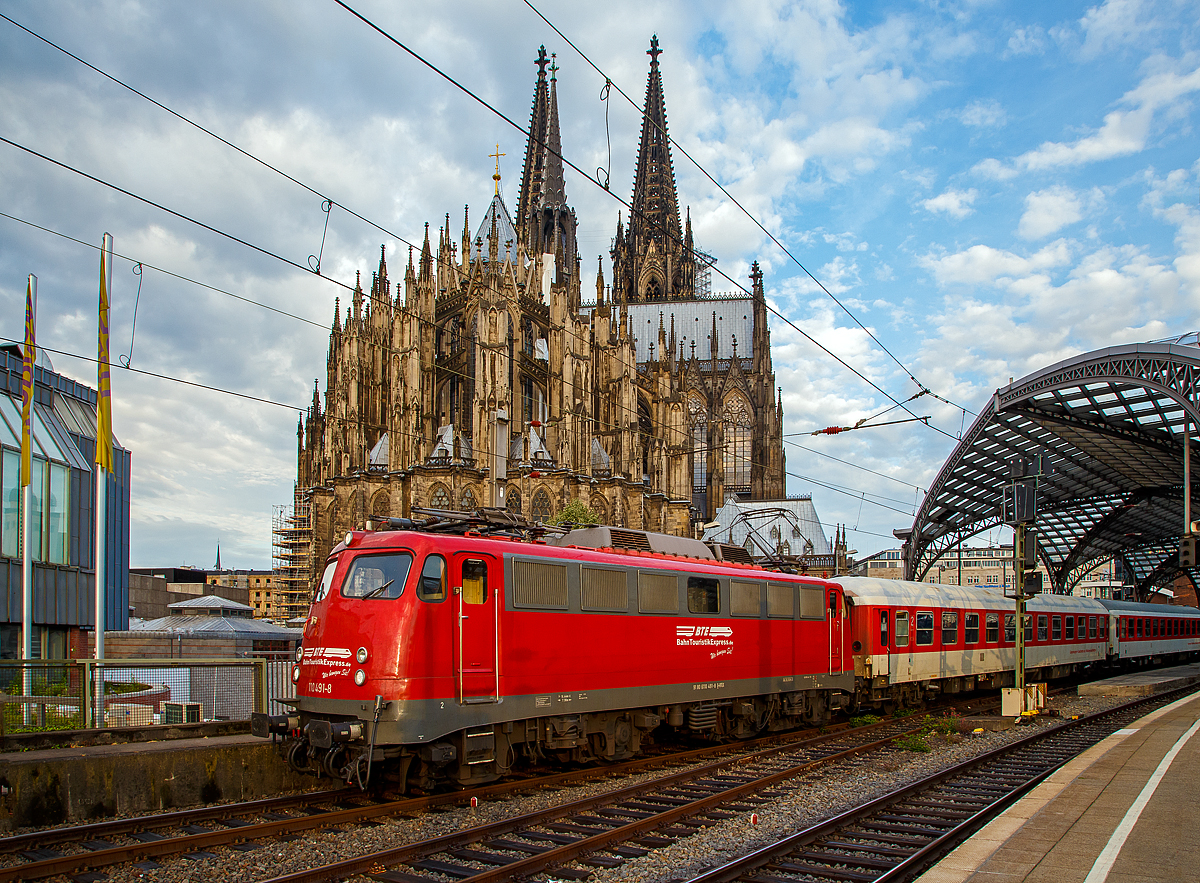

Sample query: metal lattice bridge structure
[900,335,1200,597]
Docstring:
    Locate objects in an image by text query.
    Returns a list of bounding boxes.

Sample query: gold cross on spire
[490,144,506,195]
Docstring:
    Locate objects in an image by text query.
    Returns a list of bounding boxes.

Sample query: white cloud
[1018,186,1084,239]
[972,157,1019,180]
[1006,26,1046,57]
[959,99,1006,128]
[1079,0,1157,59]
[920,240,1073,286]
[923,188,978,219]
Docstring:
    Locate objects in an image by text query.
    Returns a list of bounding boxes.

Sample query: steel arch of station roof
[901,335,1200,596]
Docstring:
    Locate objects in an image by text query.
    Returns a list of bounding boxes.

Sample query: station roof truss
[904,337,1200,596]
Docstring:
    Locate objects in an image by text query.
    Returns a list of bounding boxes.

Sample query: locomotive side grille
[730,580,763,616]
[638,571,679,613]
[512,559,569,609]
[799,585,826,619]
[581,567,628,611]
[607,528,653,551]
[767,582,794,618]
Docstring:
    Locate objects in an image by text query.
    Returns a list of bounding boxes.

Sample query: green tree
[548,499,601,527]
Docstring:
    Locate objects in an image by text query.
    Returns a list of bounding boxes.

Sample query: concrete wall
[0,735,315,829]
[128,574,250,619]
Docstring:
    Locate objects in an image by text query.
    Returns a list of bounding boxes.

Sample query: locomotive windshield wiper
[360,579,394,600]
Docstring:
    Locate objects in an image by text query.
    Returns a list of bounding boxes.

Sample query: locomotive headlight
[354,669,366,686]
[356,646,369,664]
[291,664,301,683]
[295,645,304,663]
[344,531,356,547]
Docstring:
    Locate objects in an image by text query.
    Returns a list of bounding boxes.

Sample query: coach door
[454,554,499,703]
[828,588,844,674]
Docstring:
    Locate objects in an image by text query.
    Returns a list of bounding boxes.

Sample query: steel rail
[684,685,1199,883]
[254,715,962,883]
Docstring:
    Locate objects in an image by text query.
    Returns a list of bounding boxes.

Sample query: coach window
[342,553,413,599]
[1051,616,1061,640]
[1065,615,1075,639]
[1152,619,1158,638]
[965,613,979,644]
[462,560,487,604]
[1078,615,1086,639]
[915,612,934,645]
[941,612,959,645]
[687,577,720,614]
[1024,614,1033,643]
[986,612,999,643]
[1136,618,1143,638]
[1004,613,1016,643]
[1036,615,1048,642]
[879,611,889,648]
[895,611,909,647]
[418,555,447,602]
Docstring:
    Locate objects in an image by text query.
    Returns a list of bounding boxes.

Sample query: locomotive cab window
[313,560,338,603]
[461,560,487,604]
[941,612,958,645]
[964,613,979,644]
[986,612,999,643]
[687,577,720,614]
[915,612,934,645]
[342,552,413,599]
[895,611,909,647]
[418,555,447,602]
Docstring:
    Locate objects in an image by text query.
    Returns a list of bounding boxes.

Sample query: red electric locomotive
[253,519,855,790]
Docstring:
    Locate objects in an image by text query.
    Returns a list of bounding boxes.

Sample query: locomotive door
[454,554,499,703]
[828,588,844,674]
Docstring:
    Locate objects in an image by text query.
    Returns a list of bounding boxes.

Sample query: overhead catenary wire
[518,0,977,420]
[1,12,945,528]
[331,0,962,442]
[5,6,959,448]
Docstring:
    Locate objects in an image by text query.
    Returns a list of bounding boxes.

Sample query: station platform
[922,684,1200,882]
[0,731,312,830]
[1077,661,1200,698]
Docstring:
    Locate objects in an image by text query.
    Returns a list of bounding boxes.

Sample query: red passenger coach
[253,521,855,790]
[836,578,1111,709]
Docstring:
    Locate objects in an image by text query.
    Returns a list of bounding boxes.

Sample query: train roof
[1096,598,1200,617]
[832,577,1109,614]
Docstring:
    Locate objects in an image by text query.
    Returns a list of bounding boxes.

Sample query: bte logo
[676,626,733,638]
[303,647,352,659]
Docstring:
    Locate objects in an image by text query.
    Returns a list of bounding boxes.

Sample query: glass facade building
[0,346,131,659]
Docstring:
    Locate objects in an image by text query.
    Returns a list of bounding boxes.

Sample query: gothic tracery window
[531,488,553,522]
[724,394,753,492]
[688,395,707,491]
[460,488,476,510]
[429,485,451,509]
[506,487,521,514]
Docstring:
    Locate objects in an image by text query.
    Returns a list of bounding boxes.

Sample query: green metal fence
[0,659,269,734]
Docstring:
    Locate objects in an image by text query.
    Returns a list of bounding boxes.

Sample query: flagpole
[94,234,114,724]
[21,274,36,725]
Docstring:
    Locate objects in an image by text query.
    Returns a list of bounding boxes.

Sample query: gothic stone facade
[296,41,785,586]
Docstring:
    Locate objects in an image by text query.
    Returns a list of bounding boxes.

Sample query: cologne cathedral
[290,38,786,585]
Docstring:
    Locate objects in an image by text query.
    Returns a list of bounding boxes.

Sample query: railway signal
[1003,454,1047,715]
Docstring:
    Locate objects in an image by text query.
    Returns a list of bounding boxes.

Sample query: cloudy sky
[1,0,1197,569]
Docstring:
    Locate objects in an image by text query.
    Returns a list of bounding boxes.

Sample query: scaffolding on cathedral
[272,493,313,620]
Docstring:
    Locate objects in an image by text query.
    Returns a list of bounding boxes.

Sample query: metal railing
[0,657,288,735]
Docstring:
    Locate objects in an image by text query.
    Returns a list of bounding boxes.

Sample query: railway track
[0,706,982,882]
[683,685,1199,883]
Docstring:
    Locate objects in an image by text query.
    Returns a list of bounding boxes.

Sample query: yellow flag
[20,278,35,487]
[96,238,113,473]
